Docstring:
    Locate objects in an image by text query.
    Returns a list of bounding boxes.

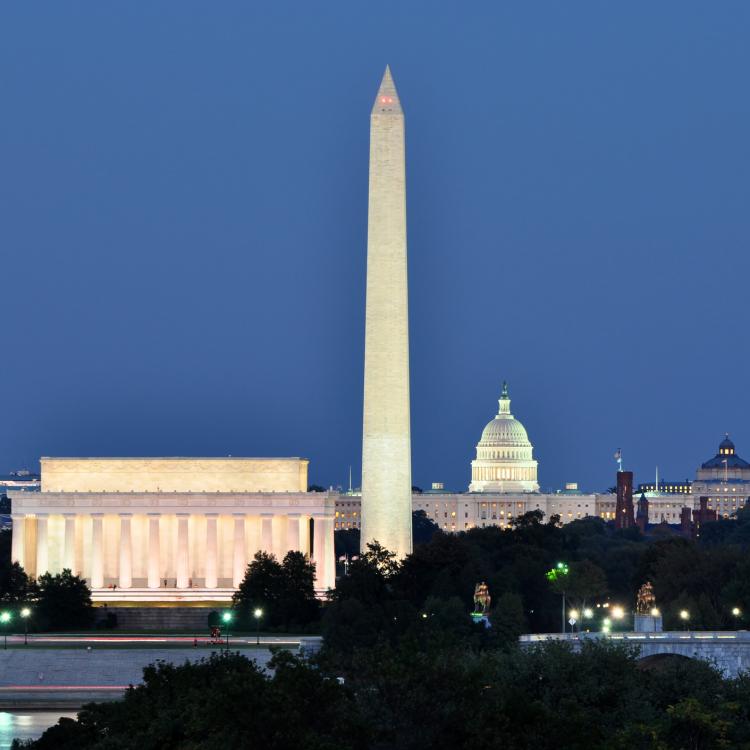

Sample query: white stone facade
[10,458,336,601]
[337,491,610,532]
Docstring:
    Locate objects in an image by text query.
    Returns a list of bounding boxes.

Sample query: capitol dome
[469,382,539,493]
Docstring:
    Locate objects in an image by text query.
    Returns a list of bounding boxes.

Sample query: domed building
[692,435,750,519]
[469,382,539,493]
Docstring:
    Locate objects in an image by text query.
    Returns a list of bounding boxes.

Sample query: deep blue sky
[2,3,749,492]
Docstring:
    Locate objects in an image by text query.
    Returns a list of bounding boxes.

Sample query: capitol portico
[10,457,336,601]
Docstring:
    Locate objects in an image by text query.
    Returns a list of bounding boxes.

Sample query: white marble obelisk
[360,66,412,559]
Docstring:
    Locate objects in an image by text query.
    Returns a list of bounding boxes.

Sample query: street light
[253,607,263,646]
[732,607,741,618]
[568,609,579,633]
[0,611,12,650]
[611,606,625,624]
[679,609,690,630]
[20,607,31,646]
[221,611,233,652]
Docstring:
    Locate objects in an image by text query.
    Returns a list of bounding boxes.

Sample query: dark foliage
[232,550,319,629]
[17,651,368,750]
[22,640,750,750]
[34,569,94,630]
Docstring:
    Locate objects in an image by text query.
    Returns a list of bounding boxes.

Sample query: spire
[498,381,511,416]
[372,65,402,115]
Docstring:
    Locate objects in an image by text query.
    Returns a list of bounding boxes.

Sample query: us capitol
[335,382,750,532]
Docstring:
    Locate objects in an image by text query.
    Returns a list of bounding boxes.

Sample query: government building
[336,383,607,532]
[334,384,750,533]
[9,457,336,602]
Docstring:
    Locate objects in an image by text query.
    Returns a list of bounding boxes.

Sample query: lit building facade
[10,457,336,601]
[469,383,539,493]
[691,436,750,519]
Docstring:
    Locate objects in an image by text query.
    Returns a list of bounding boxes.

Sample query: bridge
[519,631,750,677]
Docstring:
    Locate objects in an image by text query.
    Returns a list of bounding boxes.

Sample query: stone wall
[41,457,309,494]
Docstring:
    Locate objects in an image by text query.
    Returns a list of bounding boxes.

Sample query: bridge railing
[520,631,749,643]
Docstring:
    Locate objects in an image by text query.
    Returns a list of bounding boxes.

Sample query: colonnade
[11,511,335,592]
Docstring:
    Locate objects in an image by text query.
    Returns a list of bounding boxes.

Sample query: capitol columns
[36,513,49,577]
[118,513,132,589]
[232,514,246,588]
[204,513,218,589]
[90,513,104,588]
[176,514,190,589]
[147,514,161,589]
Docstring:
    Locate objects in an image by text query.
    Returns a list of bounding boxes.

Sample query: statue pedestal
[471,612,491,629]
[634,614,663,632]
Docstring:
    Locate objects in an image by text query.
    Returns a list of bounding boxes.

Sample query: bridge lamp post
[679,609,690,630]
[582,608,593,632]
[732,607,742,619]
[611,605,625,630]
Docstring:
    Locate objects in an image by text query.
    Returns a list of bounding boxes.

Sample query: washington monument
[360,66,412,558]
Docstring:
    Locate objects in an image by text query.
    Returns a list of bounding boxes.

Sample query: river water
[0,711,76,748]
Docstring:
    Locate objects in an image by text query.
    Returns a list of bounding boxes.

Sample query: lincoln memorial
[9,457,336,602]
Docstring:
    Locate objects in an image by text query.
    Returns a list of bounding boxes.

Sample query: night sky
[2,3,749,493]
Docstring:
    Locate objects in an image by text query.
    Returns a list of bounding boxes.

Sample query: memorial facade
[10,457,336,602]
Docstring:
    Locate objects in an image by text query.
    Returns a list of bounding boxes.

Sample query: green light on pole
[222,611,233,652]
[546,563,569,634]
[0,611,12,651]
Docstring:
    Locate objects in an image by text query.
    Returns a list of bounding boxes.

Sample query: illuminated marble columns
[147,514,161,589]
[36,514,49,578]
[90,514,104,588]
[118,513,132,589]
[286,513,301,552]
[11,514,25,569]
[63,513,76,572]
[313,515,335,591]
[205,513,218,589]
[176,514,190,589]
[232,514,246,588]
[260,513,273,553]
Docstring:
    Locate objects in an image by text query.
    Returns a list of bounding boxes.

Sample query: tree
[564,560,608,613]
[233,550,284,625]
[233,550,319,629]
[20,652,368,750]
[0,562,36,604]
[412,509,440,546]
[278,550,319,627]
[35,569,93,630]
[0,529,11,566]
